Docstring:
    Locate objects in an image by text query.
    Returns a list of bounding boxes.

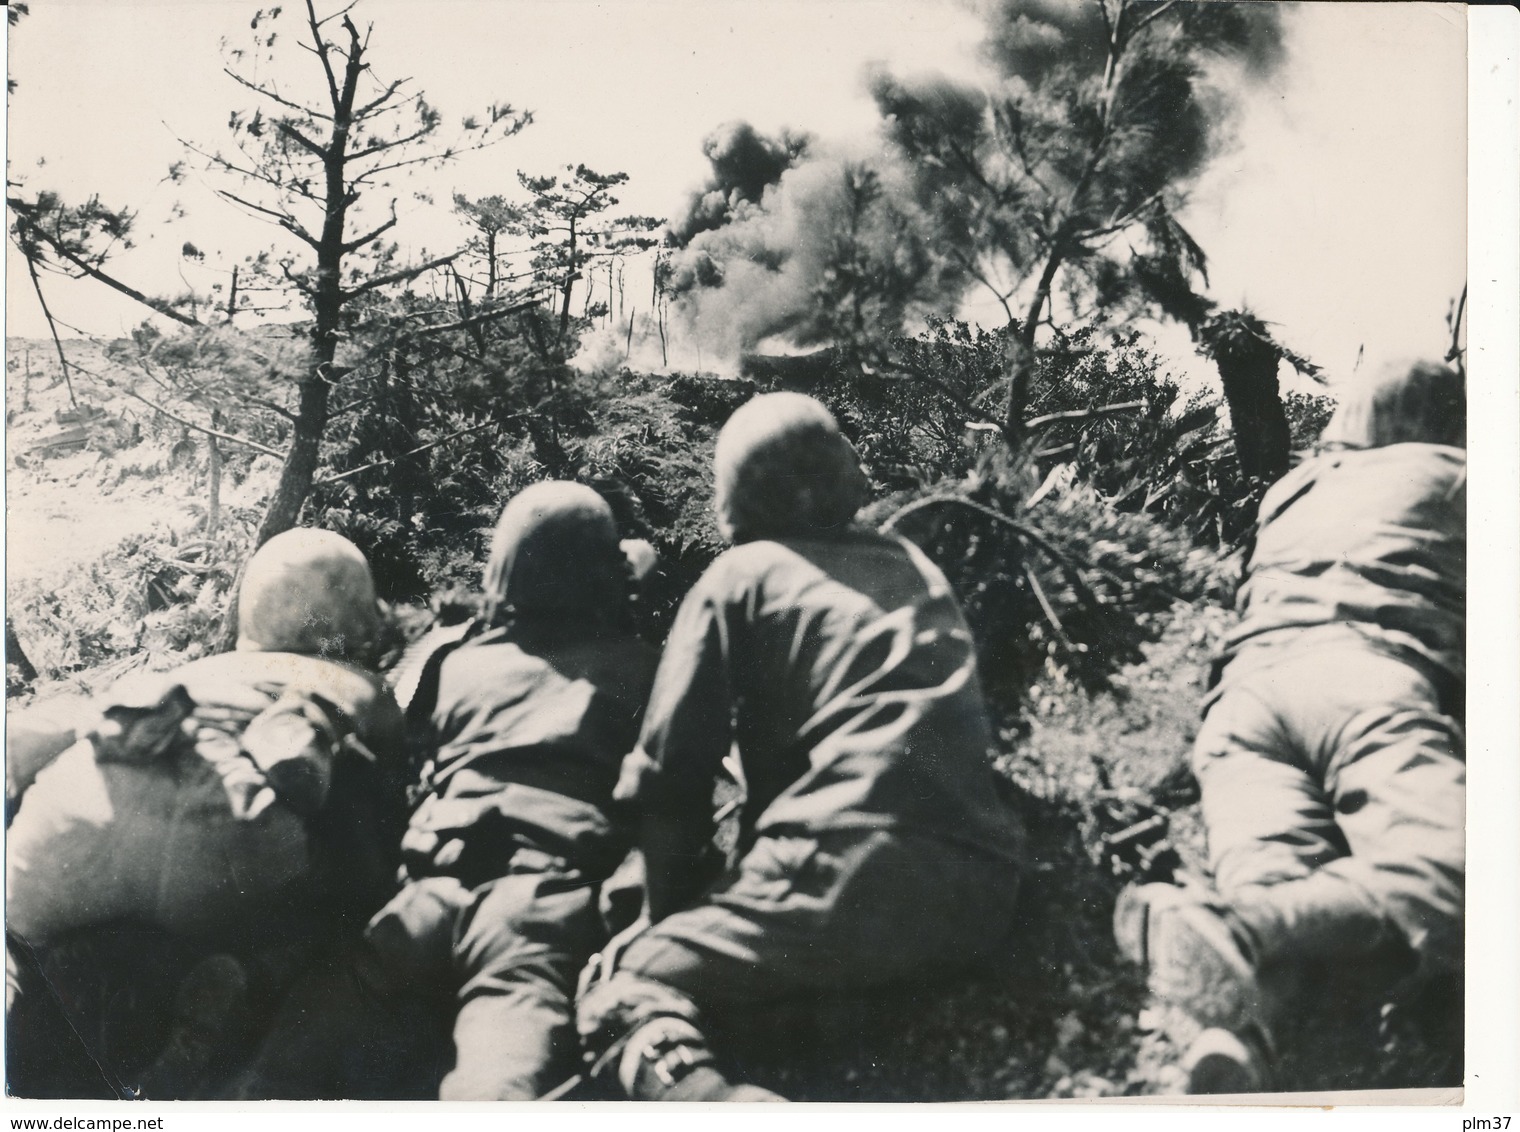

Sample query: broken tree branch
[343,251,460,298]
[1024,399,1145,430]
[10,209,203,328]
[409,295,543,337]
[74,362,287,459]
[312,416,521,485]
[20,243,79,409]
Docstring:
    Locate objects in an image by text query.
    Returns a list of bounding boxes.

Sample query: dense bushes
[866,476,1231,714]
[13,309,1331,714]
[9,522,251,686]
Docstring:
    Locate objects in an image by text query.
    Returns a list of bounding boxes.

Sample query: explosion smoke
[669,121,812,247]
[665,0,1291,369]
[666,152,966,357]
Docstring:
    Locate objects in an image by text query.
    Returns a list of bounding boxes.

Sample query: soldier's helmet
[236,528,379,661]
[1321,359,1466,450]
[713,392,868,544]
[483,481,626,629]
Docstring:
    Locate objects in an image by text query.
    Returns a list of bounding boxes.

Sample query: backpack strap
[389,619,479,722]
[91,682,197,765]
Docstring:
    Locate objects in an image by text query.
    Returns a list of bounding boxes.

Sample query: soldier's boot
[614,1015,785,1102]
[136,953,251,1099]
[1115,883,1269,1032]
[579,973,785,1103]
[1116,877,1403,1094]
[1179,1027,1275,1095]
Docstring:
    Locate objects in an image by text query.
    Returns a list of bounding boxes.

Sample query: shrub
[1286,388,1337,450]
[9,521,252,686]
[872,475,1228,717]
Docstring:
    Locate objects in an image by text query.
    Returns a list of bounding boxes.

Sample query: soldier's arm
[6,694,93,818]
[626,587,736,922]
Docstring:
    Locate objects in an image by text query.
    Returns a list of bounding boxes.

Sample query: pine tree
[871,0,1289,443]
[8,0,531,551]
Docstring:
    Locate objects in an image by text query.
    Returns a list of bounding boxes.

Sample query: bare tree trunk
[1199,311,1293,492]
[1445,284,1467,382]
[24,248,78,409]
[452,265,487,355]
[652,254,668,367]
[225,265,240,324]
[1215,342,1290,485]
[558,217,578,345]
[248,5,362,553]
[217,7,363,652]
[252,377,330,542]
[1003,244,1065,449]
[207,410,223,537]
[6,618,38,688]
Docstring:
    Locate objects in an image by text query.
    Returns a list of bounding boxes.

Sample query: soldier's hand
[602,912,652,974]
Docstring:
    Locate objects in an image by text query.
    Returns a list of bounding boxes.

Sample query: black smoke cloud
[981,0,1110,89]
[664,152,968,356]
[667,1,1292,359]
[668,121,812,247]
[983,0,1285,88]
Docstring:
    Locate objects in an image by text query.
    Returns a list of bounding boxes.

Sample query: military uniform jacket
[412,622,659,879]
[1216,442,1466,699]
[633,530,1025,863]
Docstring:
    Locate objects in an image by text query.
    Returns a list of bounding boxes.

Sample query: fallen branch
[1023,561,1078,652]
[1033,443,1077,460]
[862,362,1007,433]
[117,387,286,459]
[312,415,527,486]
[1024,400,1145,431]
[20,244,78,409]
[409,295,543,338]
[343,252,461,299]
[880,493,1113,640]
[71,361,286,459]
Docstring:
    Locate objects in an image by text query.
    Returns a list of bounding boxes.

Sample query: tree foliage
[870,0,1288,439]
[452,193,523,298]
[191,1,530,552]
[508,166,662,351]
[9,1,533,570]
[659,1,1296,454]
[8,2,1328,688]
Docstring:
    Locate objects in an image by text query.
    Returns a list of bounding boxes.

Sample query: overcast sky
[4,1,1467,394]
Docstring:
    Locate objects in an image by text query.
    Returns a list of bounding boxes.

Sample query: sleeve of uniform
[6,693,95,814]
[629,580,737,819]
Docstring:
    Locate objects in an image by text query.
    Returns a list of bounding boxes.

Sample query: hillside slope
[7,337,277,684]
[3,338,1458,1101]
